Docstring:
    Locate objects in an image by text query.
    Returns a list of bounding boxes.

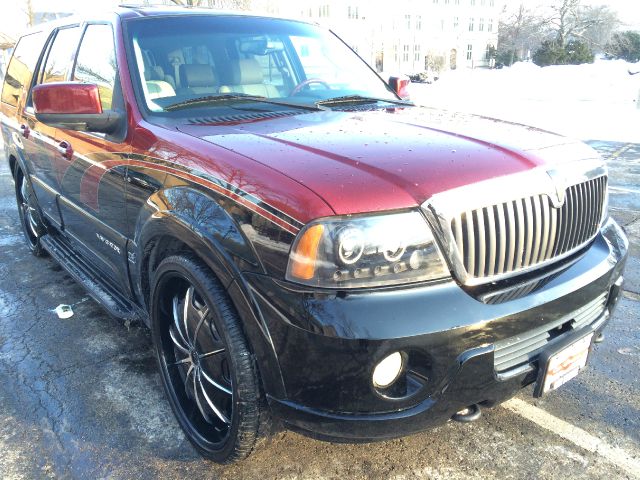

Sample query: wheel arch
[134,187,287,399]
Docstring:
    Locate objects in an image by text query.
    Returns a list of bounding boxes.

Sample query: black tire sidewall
[150,255,260,463]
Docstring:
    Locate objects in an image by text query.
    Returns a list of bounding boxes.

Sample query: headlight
[286,211,450,288]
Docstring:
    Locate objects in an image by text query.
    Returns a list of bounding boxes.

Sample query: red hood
[177,107,599,216]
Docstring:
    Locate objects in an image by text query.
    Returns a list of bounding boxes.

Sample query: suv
[0,7,628,463]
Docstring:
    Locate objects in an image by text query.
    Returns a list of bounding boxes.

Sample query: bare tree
[575,6,621,52]
[546,0,617,48]
[498,3,547,64]
[23,0,35,27]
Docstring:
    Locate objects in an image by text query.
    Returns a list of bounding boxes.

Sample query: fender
[3,122,32,181]
[132,185,287,399]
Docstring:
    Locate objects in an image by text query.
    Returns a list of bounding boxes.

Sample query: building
[256,0,500,74]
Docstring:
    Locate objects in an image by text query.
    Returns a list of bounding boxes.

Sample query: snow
[409,59,640,143]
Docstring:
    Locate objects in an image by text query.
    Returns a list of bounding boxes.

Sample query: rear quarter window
[1,31,47,107]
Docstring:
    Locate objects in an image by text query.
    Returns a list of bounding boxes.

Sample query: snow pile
[410,59,640,143]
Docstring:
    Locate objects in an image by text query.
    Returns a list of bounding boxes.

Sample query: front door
[54,23,131,293]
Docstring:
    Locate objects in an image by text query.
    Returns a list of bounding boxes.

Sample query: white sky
[1,0,639,39]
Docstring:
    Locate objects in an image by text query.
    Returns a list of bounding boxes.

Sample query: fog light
[372,352,403,388]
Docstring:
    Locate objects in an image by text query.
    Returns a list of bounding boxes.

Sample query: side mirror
[32,82,124,134]
[388,75,411,100]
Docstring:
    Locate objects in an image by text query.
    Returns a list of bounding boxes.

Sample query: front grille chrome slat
[444,176,607,283]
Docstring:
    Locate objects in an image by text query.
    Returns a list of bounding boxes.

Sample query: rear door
[54,22,132,293]
[0,30,51,220]
[20,25,81,227]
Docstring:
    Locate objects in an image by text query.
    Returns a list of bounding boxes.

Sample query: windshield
[125,15,398,113]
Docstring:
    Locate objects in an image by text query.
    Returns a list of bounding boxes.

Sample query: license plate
[538,333,593,395]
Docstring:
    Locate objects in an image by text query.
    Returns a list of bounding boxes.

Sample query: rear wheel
[14,167,46,257]
[150,255,262,463]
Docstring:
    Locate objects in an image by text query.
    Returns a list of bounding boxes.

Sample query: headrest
[180,64,216,88]
[142,50,164,81]
[145,65,166,82]
[230,59,264,85]
[167,48,185,66]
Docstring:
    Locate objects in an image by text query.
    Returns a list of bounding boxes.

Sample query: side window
[41,26,80,84]
[73,24,117,111]
[1,31,47,107]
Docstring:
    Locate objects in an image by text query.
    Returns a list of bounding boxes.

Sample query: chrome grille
[494,292,608,372]
[450,176,607,280]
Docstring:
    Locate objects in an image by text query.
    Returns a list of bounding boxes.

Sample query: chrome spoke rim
[163,280,233,435]
[172,295,190,349]
[20,181,38,238]
[198,369,231,424]
[169,326,190,355]
[193,367,211,422]
[200,367,232,395]
[182,286,193,345]
[199,348,225,359]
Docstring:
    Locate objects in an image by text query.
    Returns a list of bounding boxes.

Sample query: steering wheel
[291,78,331,96]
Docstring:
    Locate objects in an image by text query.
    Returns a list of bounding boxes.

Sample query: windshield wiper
[315,95,414,108]
[164,93,325,112]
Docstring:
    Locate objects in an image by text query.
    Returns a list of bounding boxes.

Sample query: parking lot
[0,141,638,479]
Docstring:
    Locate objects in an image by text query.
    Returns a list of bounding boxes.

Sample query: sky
[0,0,639,39]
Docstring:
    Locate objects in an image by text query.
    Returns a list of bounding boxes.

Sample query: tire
[150,254,263,463]
[14,167,47,257]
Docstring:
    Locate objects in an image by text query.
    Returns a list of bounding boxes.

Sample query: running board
[41,233,146,323]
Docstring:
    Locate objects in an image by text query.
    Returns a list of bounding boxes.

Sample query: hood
[177,106,599,216]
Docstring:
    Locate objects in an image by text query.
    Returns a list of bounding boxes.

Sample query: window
[394,44,398,61]
[348,6,359,19]
[1,32,46,107]
[455,0,460,4]
[445,0,450,4]
[73,24,117,111]
[467,44,473,60]
[403,45,409,62]
[129,16,397,110]
[41,27,80,84]
[318,5,329,17]
[488,19,493,32]
[479,18,484,31]
[469,18,474,31]
[481,0,485,5]
[416,15,422,30]
[485,44,494,60]
[405,14,411,29]
[414,44,421,62]
[453,17,459,29]
[490,0,494,5]
[470,0,475,5]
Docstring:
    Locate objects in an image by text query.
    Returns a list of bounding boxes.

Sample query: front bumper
[247,218,628,441]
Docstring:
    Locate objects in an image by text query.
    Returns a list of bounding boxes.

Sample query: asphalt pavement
[0,141,638,479]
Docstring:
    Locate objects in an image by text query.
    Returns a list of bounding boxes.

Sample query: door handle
[20,124,30,139]
[56,141,73,160]
[126,173,153,190]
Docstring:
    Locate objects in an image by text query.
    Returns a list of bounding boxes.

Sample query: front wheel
[150,255,263,463]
